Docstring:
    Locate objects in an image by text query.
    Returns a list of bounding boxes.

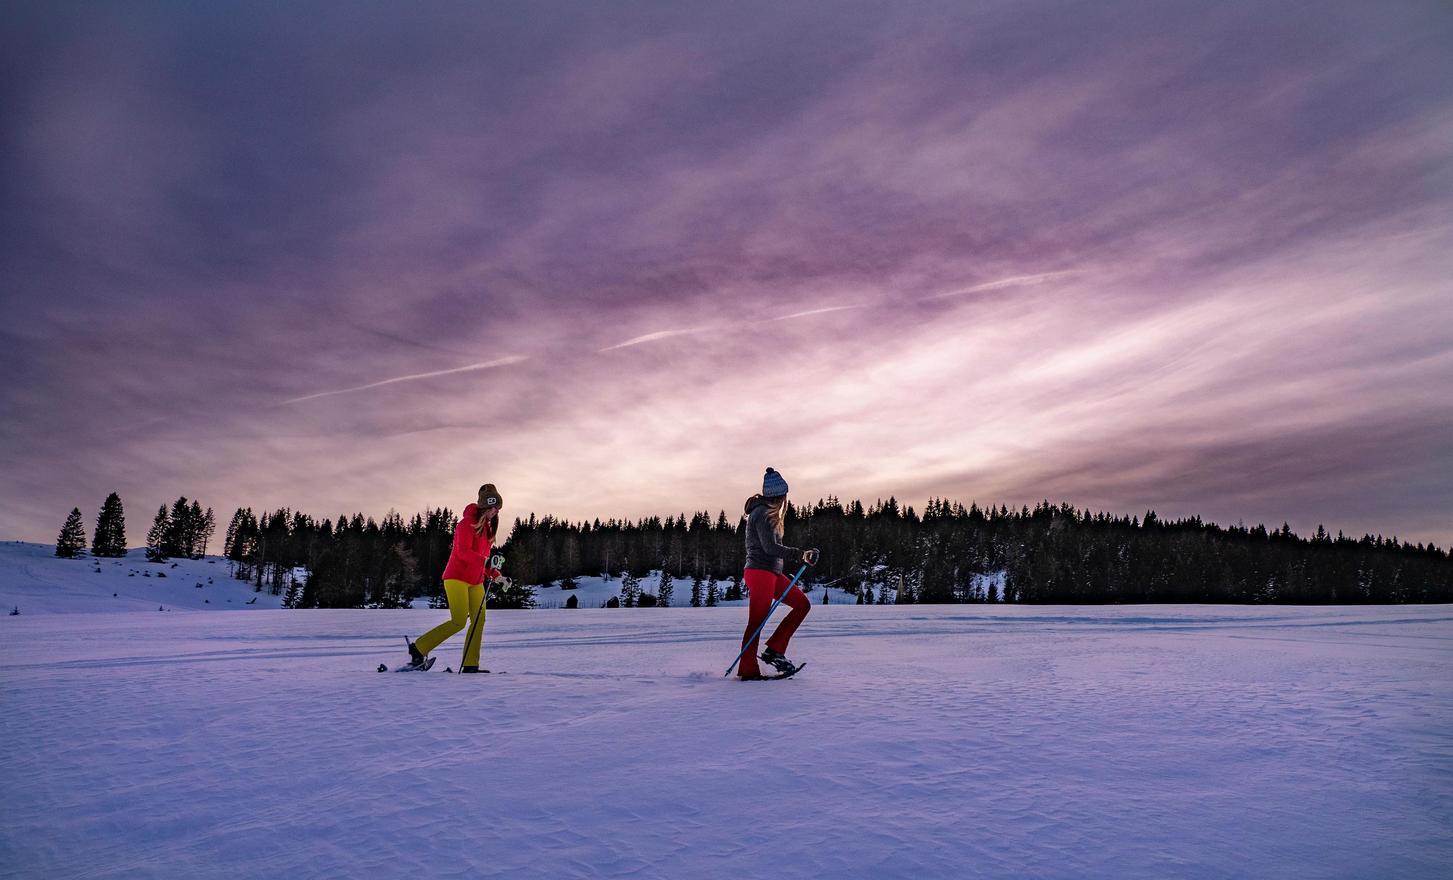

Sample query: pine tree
[164,497,191,558]
[145,506,170,562]
[188,500,205,558]
[706,578,719,606]
[657,570,674,607]
[55,508,87,558]
[224,508,243,558]
[894,573,913,604]
[90,492,127,557]
[282,577,303,609]
[201,507,216,557]
[691,575,704,607]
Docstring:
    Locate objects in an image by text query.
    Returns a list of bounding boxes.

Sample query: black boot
[405,639,428,670]
[459,665,490,674]
[760,647,795,674]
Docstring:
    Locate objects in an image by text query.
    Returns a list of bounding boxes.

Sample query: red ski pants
[738,568,811,678]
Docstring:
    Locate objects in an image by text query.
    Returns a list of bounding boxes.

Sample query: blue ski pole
[724,560,811,677]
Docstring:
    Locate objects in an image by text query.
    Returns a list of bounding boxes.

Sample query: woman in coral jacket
[737,467,818,680]
[405,483,505,673]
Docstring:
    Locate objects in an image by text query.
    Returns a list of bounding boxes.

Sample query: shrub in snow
[488,579,536,609]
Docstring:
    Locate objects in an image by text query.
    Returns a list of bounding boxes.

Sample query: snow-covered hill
[2,604,1449,879]
[0,541,285,614]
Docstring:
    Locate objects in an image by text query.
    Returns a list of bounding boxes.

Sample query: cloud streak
[282,357,530,404]
[598,328,713,353]
[924,271,1080,300]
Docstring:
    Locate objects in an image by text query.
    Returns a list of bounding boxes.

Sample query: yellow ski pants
[415,579,486,666]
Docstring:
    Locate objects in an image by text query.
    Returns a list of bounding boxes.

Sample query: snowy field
[2,603,1449,879]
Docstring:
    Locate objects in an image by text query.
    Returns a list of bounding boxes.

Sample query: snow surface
[2,602,1450,879]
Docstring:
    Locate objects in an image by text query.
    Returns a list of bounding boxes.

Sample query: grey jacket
[744,496,800,573]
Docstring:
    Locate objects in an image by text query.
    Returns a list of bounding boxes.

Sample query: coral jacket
[442,503,503,584]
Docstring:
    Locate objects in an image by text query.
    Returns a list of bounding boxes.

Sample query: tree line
[503,497,1452,605]
[56,493,1452,605]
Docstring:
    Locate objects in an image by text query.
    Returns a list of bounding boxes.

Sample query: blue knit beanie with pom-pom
[762,467,789,498]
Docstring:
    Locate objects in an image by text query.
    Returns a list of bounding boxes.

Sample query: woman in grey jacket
[737,467,818,680]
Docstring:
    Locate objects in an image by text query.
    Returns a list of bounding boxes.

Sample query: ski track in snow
[2,602,1451,878]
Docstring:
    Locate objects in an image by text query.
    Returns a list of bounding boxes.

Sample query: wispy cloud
[600,304,869,353]
[282,356,530,404]
[769,304,868,321]
[924,271,1079,301]
[598,328,715,353]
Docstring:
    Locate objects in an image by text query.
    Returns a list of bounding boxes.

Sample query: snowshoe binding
[760,648,796,675]
[396,638,436,672]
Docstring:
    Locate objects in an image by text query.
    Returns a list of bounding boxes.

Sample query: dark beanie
[479,483,503,509]
[762,468,789,498]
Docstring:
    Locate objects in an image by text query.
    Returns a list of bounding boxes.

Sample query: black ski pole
[459,554,502,672]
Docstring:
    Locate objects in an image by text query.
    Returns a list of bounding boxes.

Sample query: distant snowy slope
[0,541,867,614]
[0,542,284,613]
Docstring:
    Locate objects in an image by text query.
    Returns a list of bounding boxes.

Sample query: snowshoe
[458,666,490,674]
[739,661,805,681]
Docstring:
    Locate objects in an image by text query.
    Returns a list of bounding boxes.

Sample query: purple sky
[3,1,1451,546]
